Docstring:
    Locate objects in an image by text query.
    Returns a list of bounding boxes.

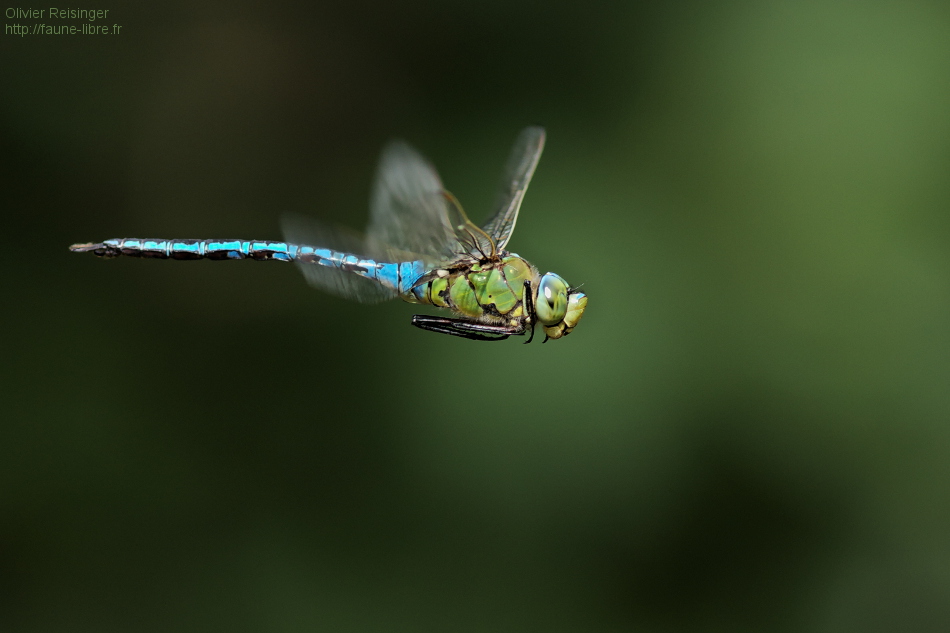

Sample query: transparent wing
[281,213,398,304]
[367,141,461,264]
[481,126,546,250]
[442,190,497,260]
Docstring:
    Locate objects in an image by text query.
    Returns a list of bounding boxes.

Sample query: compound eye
[536,273,568,326]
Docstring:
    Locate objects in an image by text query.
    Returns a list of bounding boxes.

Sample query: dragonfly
[70,126,587,342]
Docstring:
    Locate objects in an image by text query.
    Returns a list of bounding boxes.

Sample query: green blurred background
[4,1,950,631]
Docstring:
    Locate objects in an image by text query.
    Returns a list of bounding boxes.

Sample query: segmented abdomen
[70,238,427,294]
[71,238,303,261]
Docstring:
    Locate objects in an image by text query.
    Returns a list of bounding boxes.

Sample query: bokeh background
[4,1,950,631]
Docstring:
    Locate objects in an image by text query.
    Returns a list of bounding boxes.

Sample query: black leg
[522,279,536,345]
[411,315,522,341]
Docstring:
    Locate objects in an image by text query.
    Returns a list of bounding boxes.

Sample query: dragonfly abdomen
[69,238,427,295]
[69,238,299,261]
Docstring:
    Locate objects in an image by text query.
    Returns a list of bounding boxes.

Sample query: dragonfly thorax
[405,256,586,341]
[407,255,536,326]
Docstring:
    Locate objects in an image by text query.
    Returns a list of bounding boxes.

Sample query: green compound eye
[536,273,569,326]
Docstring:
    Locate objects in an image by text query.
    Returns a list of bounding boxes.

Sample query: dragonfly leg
[411,315,523,341]
[522,279,536,345]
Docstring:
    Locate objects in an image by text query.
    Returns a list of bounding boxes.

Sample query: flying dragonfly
[70,127,587,342]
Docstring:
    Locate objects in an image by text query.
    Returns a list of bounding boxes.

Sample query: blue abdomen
[70,237,428,296]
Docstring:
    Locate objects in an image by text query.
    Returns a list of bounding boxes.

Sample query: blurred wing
[281,213,398,304]
[367,141,460,264]
[481,126,546,250]
[442,190,497,260]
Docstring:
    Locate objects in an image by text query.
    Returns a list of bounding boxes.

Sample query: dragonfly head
[535,272,588,340]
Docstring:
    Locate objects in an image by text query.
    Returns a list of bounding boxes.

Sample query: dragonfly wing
[367,141,460,264]
[442,190,497,260]
[481,126,546,250]
[281,214,399,304]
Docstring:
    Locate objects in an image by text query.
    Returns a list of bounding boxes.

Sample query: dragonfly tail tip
[69,242,103,253]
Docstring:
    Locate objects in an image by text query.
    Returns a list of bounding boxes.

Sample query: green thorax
[406,255,538,323]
